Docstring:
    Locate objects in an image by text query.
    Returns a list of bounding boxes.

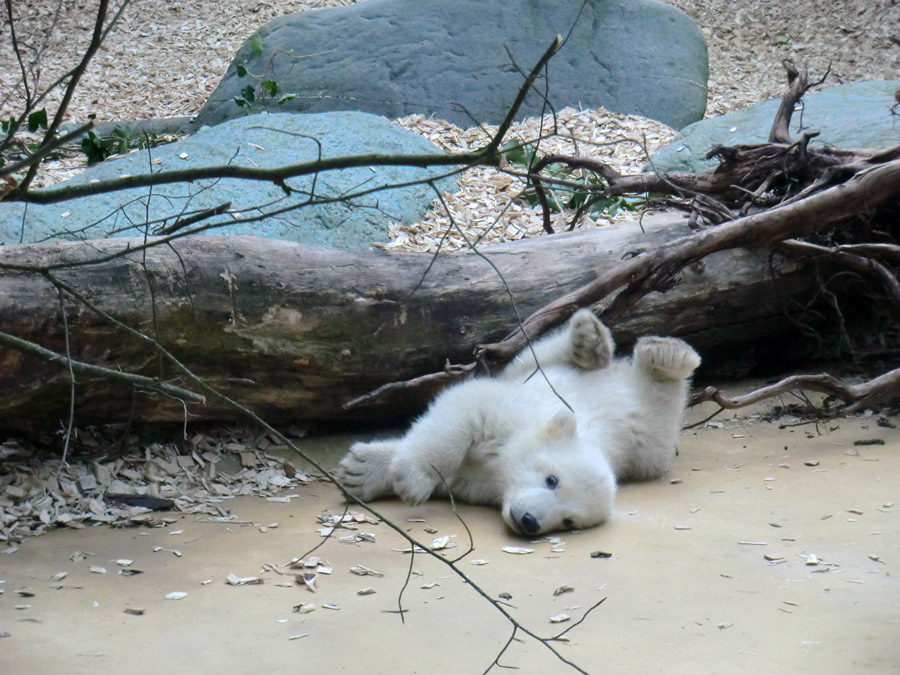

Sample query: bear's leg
[620,336,701,480]
[334,440,398,502]
[388,381,505,505]
[500,308,614,380]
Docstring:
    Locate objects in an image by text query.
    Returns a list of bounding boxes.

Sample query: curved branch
[689,367,900,415]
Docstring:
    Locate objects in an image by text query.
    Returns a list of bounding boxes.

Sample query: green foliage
[232,74,297,114]
[27,109,48,132]
[233,36,297,114]
[80,127,161,165]
[234,84,257,113]
[502,140,650,219]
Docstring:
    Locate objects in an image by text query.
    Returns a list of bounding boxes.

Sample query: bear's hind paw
[634,336,701,381]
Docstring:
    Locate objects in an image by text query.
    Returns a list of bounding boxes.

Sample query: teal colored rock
[650,81,900,174]
[0,112,456,250]
[196,0,708,130]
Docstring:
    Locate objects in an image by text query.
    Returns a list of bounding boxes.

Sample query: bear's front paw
[569,309,614,370]
[389,459,439,505]
[333,441,397,502]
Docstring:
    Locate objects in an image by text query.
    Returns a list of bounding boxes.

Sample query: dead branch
[690,367,900,415]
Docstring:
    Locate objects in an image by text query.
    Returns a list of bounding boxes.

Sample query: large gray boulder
[650,80,900,174]
[196,0,708,131]
[0,112,456,250]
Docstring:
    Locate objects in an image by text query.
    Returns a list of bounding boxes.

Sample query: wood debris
[0,428,308,545]
[349,565,384,577]
[226,573,263,586]
[502,546,534,555]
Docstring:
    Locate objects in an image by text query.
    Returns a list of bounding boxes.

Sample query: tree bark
[0,212,821,432]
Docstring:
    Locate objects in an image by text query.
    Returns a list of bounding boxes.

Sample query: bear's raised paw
[569,309,615,371]
[633,336,701,381]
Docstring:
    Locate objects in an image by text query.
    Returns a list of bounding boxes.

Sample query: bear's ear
[542,410,577,442]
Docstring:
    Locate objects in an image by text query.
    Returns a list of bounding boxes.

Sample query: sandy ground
[2,402,899,674]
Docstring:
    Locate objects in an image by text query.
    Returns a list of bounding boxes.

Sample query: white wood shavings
[321,603,340,610]
[675,525,692,531]
[296,572,317,592]
[739,541,768,546]
[51,572,68,582]
[288,634,309,641]
[89,566,107,575]
[420,582,438,590]
[293,603,316,614]
[469,559,490,566]
[116,559,133,567]
[549,614,571,624]
[164,591,187,600]
[357,587,377,596]
[553,585,575,596]
[349,565,384,577]
[502,547,535,555]
[430,535,458,551]
[225,573,263,586]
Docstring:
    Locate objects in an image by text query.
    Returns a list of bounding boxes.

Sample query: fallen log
[0,212,818,432]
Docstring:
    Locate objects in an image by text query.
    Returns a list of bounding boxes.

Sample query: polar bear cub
[335,309,700,535]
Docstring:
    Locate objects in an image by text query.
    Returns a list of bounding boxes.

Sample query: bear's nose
[520,512,540,534]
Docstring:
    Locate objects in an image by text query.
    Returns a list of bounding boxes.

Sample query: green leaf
[236,64,248,77]
[27,109,48,132]
[277,93,297,105]
[250,34,263,57]
[261,80,278,96]
[81,131,113,165]
[500,140,538,167]
[1,117,13,134]
[240,85,256,103]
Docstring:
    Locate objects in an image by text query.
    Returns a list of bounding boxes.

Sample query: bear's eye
[545,475,559,489]
[562,518,574,529]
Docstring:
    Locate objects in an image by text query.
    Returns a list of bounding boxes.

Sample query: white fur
[335,309,700,535]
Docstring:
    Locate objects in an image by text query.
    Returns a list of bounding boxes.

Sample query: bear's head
[501,410,616,535]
